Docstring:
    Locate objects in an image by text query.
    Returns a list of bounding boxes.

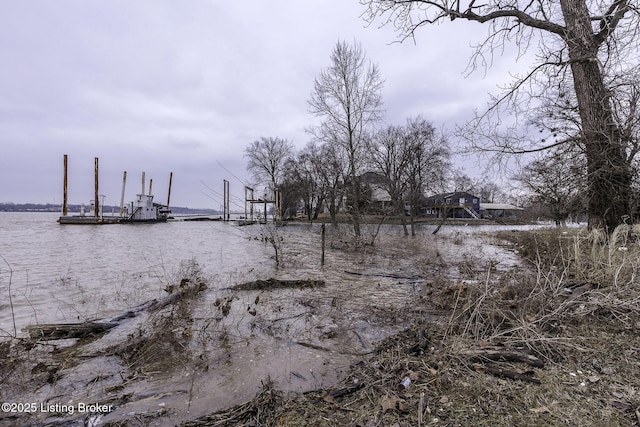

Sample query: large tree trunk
[561,0,632,231]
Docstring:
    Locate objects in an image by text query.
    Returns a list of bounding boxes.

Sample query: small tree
[368,116,450,235]
[403,116,451,235]
[517,147,587,226]
[308,40,384,237]
[280,149,322,220]
[368,124,412,234]
[317,142,348,226]
[245,136,294,196]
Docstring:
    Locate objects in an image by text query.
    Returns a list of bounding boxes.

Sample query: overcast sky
[0,1,529,210]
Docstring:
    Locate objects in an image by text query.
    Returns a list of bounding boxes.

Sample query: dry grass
[187,225,640,426]
[110,259,207,376]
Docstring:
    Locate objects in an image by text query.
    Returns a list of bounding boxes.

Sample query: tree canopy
[361,0,640,231]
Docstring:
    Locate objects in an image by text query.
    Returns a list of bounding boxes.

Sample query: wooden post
[94,157,99,219]
[62,154,68,216]
[167,172,173,209]
[223,179,229,221]
[321,223,326,266]
[250,188,254,221]
[120,171,127,217]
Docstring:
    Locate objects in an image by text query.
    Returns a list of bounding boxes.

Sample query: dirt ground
[2,225,640,426]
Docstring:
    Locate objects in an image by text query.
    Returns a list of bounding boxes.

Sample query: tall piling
[62,154,68,216]
[94,157,99,219]
[120,171,127,216]
[223,179,229,221]
[167,172,173,209]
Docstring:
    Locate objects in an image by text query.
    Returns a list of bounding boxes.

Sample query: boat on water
[58,193,171,225]
[58,155,172,225]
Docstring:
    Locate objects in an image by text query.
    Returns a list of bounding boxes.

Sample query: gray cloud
[0,1,531,208]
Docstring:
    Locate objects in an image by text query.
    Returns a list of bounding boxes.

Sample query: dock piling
[167,172,173,209]
[120,171,127,217]
[62,154,68,216]
[94,157,99,219]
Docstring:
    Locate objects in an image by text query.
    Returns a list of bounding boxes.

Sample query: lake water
[0,212,275,335]
[0,212,540,337]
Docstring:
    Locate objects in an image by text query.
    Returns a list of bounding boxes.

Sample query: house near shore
[397,191,525,221]
[360,172,393,213]
[420,192,481,219]
[479,203,524,219]
[313,171,524,221]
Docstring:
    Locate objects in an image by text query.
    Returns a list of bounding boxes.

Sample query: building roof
[370,187,392,202]
[480,203,524,211]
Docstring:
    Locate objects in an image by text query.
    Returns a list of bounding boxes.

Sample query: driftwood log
[461,346,544,384]
[475,363,542,384]
[24,322,117,340]
[227,278,325,291]
[460,346,545,368]
[344,270,423,280]
[23,279,205,341]
[23,299,158,341]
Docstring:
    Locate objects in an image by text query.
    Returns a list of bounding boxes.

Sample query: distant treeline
[0,203,219,215]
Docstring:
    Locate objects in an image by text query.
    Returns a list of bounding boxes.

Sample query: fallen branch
[460,346,545,368]
[108,299,158,321]
[24,279,205,341]
[325,382,365,399]
[344,270,423,280]
[24,322,117,340]
[475,363,541,384]
[226,278,325,291]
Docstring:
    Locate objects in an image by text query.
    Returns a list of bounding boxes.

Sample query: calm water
[1,212,552,424]
[0,212,274,335]
[0,212,542,337]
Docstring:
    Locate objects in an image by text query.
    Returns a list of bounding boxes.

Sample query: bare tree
[314,141,348,227]
[516,146,587,226]
[403,116,450,235]
[361,0,639,232]
[308,40,384,237]
[451,172,475,194]
[368,116,450,235]
[450,171,507,203]
[244,137,294,195]
[280,146,323,220]
[368,124,412,234]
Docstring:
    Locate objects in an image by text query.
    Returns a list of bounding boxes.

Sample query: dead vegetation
[181,378,284,427]
[0,259,209,427]
[185,225,640,426]
[228,278,326,291]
